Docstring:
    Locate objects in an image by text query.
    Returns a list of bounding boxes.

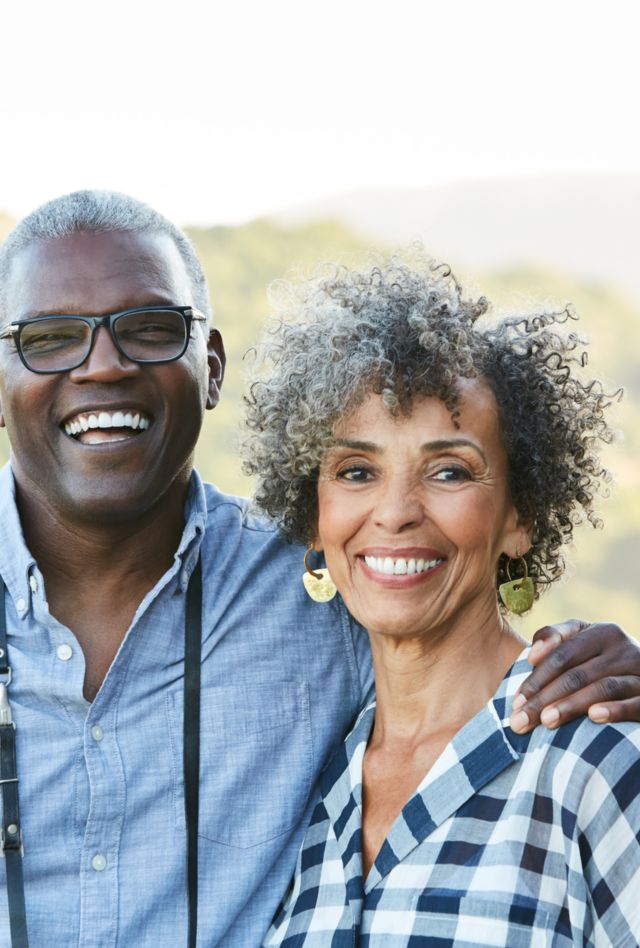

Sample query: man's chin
[52,478,182,529]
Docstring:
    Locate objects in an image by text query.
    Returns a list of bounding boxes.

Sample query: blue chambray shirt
[0,464,373,947]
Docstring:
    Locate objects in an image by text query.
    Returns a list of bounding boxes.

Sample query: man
[0,191,637,947]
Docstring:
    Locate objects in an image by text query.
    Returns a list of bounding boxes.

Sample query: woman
[244,256,640,945]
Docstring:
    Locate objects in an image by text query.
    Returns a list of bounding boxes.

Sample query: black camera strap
[184,557,202,948]
[0,559,203,948]
[0,577,28,948]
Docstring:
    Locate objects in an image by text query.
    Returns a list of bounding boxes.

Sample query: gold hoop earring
[498,555,534,615]
[302,546,337,603]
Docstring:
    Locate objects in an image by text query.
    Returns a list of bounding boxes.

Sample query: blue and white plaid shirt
[265,650,640,947]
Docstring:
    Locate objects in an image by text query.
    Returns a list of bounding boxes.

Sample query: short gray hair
[0,189,211,324]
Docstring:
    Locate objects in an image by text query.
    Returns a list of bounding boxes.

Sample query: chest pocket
[409,893,555,947]
[166,680,313,848]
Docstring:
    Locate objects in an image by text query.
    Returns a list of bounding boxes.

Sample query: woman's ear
[501,505,534,560]
[505,522,534,559]
[206,329,226,410]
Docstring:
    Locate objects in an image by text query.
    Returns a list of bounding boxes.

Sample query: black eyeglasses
[0,305,208,374]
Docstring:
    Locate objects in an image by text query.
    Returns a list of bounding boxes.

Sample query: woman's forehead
[334,379,501,440]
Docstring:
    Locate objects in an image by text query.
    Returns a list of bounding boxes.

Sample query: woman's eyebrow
[331,438,380,452]
[330,437,486,463]
[422,438,487,462]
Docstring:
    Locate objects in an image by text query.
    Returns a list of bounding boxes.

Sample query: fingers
[521,621,640,696]
[511,621,640,733]
[589,696,640,724]
[520,627,610,700]
[528,619,590,664]
[511,669,640,734]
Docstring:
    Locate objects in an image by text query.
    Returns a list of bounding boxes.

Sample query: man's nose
[68,326,141,382]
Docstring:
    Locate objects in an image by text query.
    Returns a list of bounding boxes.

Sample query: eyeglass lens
[18,310,189,371]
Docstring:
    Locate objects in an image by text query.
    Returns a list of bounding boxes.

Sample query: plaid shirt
[265,649,640,947]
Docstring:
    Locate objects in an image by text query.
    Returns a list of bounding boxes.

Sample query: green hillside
[0,216,637,639]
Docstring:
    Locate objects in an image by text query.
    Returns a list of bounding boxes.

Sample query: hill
[278,174,640,306]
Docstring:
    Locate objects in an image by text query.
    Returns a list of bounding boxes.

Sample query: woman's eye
[336,465,373,483]
[432,465,472,482]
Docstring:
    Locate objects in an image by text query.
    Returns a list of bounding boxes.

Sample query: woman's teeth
[363,555,443,576]
[64,410,150,438]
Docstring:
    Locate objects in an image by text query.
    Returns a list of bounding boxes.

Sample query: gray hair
[242,252,617,602]
[0,189,211,324]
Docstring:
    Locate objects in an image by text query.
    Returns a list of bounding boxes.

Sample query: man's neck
[15,479,187,591]
[13,474,190,700]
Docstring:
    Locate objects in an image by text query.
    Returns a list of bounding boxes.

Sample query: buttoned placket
[26,577,120,945]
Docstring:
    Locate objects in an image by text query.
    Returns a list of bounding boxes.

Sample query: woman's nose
[372,476,425,533]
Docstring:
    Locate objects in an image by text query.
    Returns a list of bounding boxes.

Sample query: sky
[1,0,638,227]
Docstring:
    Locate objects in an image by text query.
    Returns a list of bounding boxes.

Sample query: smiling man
[0,191,638,948]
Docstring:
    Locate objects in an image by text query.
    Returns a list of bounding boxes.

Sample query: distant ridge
[276,174,640,304]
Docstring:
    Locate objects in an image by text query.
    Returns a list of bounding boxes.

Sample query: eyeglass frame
[0,305,208,374]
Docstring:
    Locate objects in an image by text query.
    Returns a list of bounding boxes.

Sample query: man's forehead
[5,229,191,318]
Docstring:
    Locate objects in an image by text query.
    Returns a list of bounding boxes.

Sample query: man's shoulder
[201,481,280,534]
[198,479,305,569]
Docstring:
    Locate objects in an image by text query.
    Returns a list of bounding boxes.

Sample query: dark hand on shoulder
[510,620,640,734]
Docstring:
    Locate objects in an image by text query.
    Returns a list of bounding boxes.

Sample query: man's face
[0,229,224,525]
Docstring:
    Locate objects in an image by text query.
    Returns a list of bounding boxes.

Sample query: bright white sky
[1,0,638,226]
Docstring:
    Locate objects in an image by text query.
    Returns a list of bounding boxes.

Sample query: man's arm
[510,620,640,733]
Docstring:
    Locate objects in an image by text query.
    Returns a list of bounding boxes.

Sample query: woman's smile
[358,549,446,585]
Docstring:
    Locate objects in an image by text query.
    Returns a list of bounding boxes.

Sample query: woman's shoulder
[522,715,640,833]
[528,710,640,762]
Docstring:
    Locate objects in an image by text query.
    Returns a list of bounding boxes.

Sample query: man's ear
[206,329,226,410]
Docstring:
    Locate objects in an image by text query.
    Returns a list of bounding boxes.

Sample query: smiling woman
[243,254,640,946]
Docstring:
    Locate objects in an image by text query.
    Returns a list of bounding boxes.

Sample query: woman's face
[315,379,531,640]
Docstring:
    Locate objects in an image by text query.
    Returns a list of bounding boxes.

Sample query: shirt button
[29,575,38,593]
[91,725,104,742]
[56,644,73,661]
[16,598,26,614]
[91,854,107,872]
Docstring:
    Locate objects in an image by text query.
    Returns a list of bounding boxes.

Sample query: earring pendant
[302,547,337,603]
[499,556,534,615]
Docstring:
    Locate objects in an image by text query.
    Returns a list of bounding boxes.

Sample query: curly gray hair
[0,189,212,326]
[242,253,618,600]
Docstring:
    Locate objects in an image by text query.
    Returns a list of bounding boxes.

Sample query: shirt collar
[0,463,209,623]
[321,648,534,894]
[0,464,37,618]
[174,468,207,579]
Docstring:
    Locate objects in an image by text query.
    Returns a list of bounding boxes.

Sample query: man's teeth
[363,555,443,576]
[64,411,150,437]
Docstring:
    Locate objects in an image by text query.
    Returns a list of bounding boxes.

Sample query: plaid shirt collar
[320,650,534,902]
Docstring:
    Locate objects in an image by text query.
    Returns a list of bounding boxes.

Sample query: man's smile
[62,408,152,444]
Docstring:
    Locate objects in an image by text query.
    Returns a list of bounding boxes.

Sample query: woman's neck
[367,606,526,749]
